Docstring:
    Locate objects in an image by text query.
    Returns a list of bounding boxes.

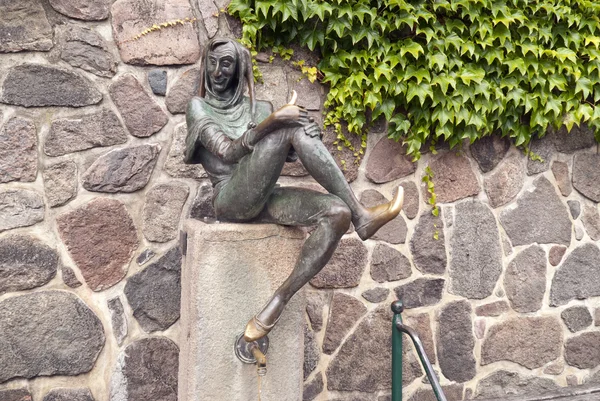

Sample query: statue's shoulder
[187,96,210,115]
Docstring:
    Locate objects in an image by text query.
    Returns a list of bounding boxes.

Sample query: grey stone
[0,389,32,401]
[474,370,560,399]
[0,117,37,183]
[582,203,600,241]
[500,176,572,246]
[410,211,446,275]
[110,337,178,401]
[197,0,219,38]
[399,181,419,219]
[304,324,320,379]
[470,135,511,173]
[287,70,322,111]
[504,245,547,313]
[565,331,600,369]
[566,375,579,387]
[56,198,138,291]
[165,123,208,179]
[189,182,216,220]
[0,235,58,295]
[573,153,600,202]
[366,137,416,184]
[148,69,167,96]
[282,159,309,176]
[551,161,572,196]
[43,388,95,401]
[549,245,567,266]
[111,0,201,65]
[551,124,596,153]
[310,238,367,288]
[360,190,407,244]
[568,200,581,219]
[450,200,502,299]
[575,224,585,240]
[550,243,600,306]
[256,65,288,110]
[475,300,509,317]
[1,64,102,107]
[408,385,463,401]
[82,144,161,193]
[109,74,168,137]
[370,244,411,283]
[561,306,592,333]
[57,24,116,77]
[125,247,181,332]
[0,0,53,52]
[436,301,476,382]
[0,291,105,383]
[306,291,329,332]
[596,308,600,326]
[45,108,127,156]
[166,67,201,114]
[526,135,554,175]
[427,152,480,203]
[323,293,367,354]
[49,0,110,20]
[481,317,562,369]
[142,182,190,242]
[326,307,394,391]
[61,265,82,288]
[136,249,155,265]
[108,297,128,346]
[394,278,445,309]
[0,189,44,232]
[484,154,525,208]
[543,361,564,375]
[303,372,323,401]
[43,161,78,207]
[362,287,390,303]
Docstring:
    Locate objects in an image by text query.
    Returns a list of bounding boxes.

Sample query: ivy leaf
[407,82,432,105]
[574,103,594,123]
[457,67,485,85]
[548,74,567,91]
[555,47,578,63]
[575,77,593,99]
[428,52,448,72]
[400,41,424,59]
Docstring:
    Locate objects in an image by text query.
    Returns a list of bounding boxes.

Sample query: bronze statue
[185,38,403,342]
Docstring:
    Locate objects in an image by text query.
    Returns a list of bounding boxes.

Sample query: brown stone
[543,361,564,375]
[56,198,139,291]
[0,0,53,52]
[481,317,563,369]
[111,0,201,65]
[109,74,168,137]
[475,370,560,399]
[142,182,190,242]
[405,313,436,363]
[360,190,407,244]
[410,211,446,275]
[82,144,161,193]
[366,137,416,184]
[408,384,463,401]
[306,291,329,332]
[42,388,95,401]
[436,301,476,382]
[551,161,572,196]
[323,293,367,354]
[475,318,486,339]
[165,67,201,114]
[565,331,600,369]
[303,372,324,401]
[362,288,390,303]
[469,135,510,173]
[304,324,320,379]
[61,265,82,288]
[0,389,32,401]
[475,300,509,317]
[49,0,110,20]
[484,153,525,208]
[582,203,600,241]
[45,108,127,156]
[573,153,600,202]
[370,244,411,283]
[596,308,600,326]
[399,181,419,219]
[0,189,45,232]
[0,117,37,183]
[427,152,480,203]
[504,245,547,313]
[549,245,567,266]
[57,24,117,77]
[310,238,367,288]
[165,123,208,179]
[43,161,78,208]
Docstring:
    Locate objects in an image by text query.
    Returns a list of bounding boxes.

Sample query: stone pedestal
[179,220,306,401]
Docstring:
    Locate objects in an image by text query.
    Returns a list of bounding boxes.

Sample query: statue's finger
[288,90,298,105]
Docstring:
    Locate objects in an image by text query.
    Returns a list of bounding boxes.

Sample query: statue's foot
[354,186,404,241]
[244,316,276,342]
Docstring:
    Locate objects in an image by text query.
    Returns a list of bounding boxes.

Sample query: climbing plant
[229,0,600,159]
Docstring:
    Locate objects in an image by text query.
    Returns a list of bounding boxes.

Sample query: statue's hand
[273,104,310,126]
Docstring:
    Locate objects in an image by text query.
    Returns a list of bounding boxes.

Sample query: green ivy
[229,0,600,159]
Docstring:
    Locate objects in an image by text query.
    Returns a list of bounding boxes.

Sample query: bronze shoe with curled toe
[354,186,404,241]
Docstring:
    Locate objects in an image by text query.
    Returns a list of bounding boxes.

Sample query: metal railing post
[391,300,404,401]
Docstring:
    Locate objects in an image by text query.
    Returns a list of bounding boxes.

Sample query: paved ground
[477,385,600,401]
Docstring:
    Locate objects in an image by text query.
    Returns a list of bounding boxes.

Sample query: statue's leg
[244,187,351,342]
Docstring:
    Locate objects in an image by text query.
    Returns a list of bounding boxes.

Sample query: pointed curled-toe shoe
[354,186,404,241]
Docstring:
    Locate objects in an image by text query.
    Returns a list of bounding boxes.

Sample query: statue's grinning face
[207,42,237,96]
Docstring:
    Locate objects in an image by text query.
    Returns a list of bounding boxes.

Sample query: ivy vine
[229,0,600,159]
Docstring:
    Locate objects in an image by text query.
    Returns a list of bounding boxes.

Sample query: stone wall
[1,1,600,400]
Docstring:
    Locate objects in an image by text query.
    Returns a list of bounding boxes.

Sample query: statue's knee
[325,201,351,233]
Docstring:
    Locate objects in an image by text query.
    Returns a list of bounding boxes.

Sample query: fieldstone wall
[1,1,600,401]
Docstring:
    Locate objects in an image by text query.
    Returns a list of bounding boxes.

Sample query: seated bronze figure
[185,38,403,342]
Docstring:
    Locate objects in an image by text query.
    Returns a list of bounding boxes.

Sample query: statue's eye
[222,61,231,68]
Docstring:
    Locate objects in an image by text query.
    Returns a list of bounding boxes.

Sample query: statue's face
[207,42,237,96]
